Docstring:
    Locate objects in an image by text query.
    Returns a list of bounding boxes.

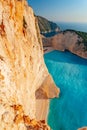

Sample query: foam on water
[44,50,87,130]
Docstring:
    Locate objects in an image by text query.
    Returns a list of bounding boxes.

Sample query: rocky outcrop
[36,16,60,37]
[0,0,59,129]
[36,16,60,33]
[78,127,87,130]
[42,30,87,59]
[42,35,52,47]
[36,75,59,99]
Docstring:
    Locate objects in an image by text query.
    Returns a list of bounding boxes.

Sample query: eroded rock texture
[0,0,59,129]
[42,31,87,59]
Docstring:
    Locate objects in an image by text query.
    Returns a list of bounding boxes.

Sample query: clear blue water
[44,50,87,130]
[57,22,87,32]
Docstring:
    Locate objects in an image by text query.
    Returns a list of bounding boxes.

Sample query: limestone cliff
[0,0,59,129]
[43,30,87,59]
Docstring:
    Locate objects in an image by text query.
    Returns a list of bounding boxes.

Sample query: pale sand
[36,99,49,121]
[35,47,54,121]
[36,47,54,121]
[44,47,54,54]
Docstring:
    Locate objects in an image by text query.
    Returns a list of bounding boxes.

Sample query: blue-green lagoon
[44,50,87,130]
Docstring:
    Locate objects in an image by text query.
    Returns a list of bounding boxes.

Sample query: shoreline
[36,99,49,121]
[35,47,55,122]
[44,47,54,54]
[44,46,87,59]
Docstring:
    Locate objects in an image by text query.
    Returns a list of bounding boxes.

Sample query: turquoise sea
[44,50,87,130]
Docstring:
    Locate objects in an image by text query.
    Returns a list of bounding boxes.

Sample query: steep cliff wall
[51,31,87,59]
[36,16,60,37]
[43,31,87,59]
[0,0,59,129]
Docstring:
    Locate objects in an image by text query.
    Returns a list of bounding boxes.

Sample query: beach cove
[44,50,87,130]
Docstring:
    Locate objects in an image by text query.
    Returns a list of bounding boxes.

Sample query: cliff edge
[36,16,60,37]
[43,30,87,59]
[0,0,59,129]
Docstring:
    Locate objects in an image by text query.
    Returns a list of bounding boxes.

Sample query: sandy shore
[36,99,49,121]
[35,47,54,121]
[44,47,54,54]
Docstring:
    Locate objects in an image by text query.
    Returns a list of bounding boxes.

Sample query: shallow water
[44,50,87,130]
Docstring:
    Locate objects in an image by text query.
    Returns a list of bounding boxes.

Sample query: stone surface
[36,16,60,33]
[0,0,59,129]
[78,127,87,130]
[42,31,87,59]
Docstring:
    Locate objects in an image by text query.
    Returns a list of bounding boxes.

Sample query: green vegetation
[64,29,87,51]
[36,16,60,33]
[75,31,87,43]
[75,31,87,51]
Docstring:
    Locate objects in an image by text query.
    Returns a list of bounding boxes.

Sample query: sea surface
[57,22,87,32]
[44,50,87,130]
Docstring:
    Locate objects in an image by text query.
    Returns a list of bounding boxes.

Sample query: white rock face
[42,31,87,59]
[0,0,59,129]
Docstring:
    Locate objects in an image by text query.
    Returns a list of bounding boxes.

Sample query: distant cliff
[36,16,60,37]
[43,30,87,59]
[0,0,59,129]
